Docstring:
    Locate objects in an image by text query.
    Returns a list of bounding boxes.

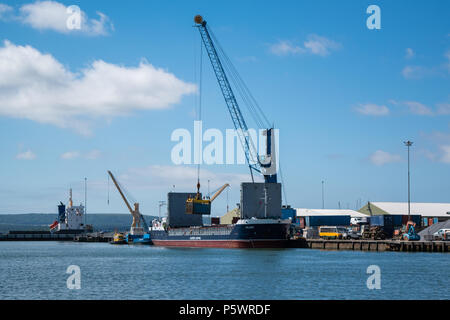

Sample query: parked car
[433,229,450,241]
[346,228,362,239]
[351,217,369,225]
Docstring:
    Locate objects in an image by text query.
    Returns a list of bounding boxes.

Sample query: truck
[433,229,450,241]
[363,215,394,239]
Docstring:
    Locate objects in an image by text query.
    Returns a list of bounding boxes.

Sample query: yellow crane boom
[186,183,230,215]
[210,183,230,202]
[108,170,133,213]
[107,170,141,228]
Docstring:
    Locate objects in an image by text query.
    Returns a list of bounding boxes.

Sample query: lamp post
[84,177,87,228]
[404,141,413,221]
[321,180,325,209]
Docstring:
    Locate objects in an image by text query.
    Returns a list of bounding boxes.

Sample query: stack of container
[391,215,422,227]
[369,214,422,236]
[281,206,297,224]
[303,215,351,228]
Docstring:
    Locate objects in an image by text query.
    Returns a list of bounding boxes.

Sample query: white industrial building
[358,202,450,222]
[296,208,369,218]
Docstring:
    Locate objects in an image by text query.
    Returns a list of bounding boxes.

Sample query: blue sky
[0,0,449,216]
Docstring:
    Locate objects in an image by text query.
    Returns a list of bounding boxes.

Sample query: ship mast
[69,188,73,208]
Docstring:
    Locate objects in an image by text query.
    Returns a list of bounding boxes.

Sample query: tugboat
[111,232,127,245]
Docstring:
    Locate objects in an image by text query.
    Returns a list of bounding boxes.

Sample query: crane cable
[278,158,288,206]
[208,27,270,129]
[208,27,269,168]
[107,172,138,209]
[208,25,290,204]
[196,36,203,194]
[114,174,137,207]
[209,38,260,165]
[107,174,110,205]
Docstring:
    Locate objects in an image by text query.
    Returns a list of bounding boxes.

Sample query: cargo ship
[49,189,90,234]
[149,217,290,248]
[148,183,292,249]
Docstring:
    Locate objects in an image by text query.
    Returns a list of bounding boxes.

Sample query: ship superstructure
[149,182,291,248]
[50,189,85,233]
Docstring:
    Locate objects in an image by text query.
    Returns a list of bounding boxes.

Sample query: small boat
[110,232,127,245]
[125,233,152,244]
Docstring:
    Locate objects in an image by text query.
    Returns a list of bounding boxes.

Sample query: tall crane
[194,15,277,184]
[107,170,148,235]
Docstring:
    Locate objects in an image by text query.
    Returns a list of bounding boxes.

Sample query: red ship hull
[151,239,290,248]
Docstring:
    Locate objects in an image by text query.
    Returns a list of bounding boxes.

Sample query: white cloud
[85,149,101,160]
[405,48,414,59]
[303,34,341,57]
[16,150,36,160]
[389,100,434,116]
[437,103,450,115]
[18,1,113,36]
[270,35,341,57]
[402,101,433,115]
[401,65,431,79]
[369,150,402,166]
[0,3,13,19]
[418,149,438,161]
[402,50,450,79]
[355,103,389,116]
[119,165,256,191]
[445,50,450,73]
[61,151,80,159]
[418,132,450,165]
[269,40,305,56]
[440,145,450,164]
[0,41,196,135]
[420,130,450,144]
[61,150,102,160]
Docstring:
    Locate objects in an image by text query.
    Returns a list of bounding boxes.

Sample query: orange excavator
[394,221,421,241]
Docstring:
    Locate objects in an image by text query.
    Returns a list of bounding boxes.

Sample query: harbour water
[0,242,448,300]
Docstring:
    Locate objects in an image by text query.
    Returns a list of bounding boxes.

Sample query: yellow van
[319,226,348,240]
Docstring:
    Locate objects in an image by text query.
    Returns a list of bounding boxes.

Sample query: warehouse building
[294,209,369,228]
[296,209,369,218]
[358,202,450,223]
[221,207,369,226]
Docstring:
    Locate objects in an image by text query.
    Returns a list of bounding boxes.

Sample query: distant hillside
[0,214,157,233]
